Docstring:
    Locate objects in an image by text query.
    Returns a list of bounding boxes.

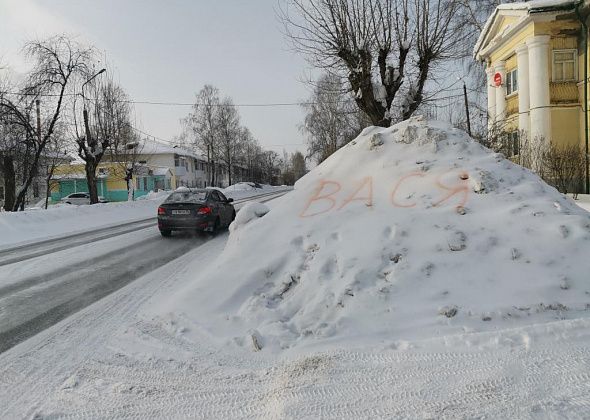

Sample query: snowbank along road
[0,190,288,354]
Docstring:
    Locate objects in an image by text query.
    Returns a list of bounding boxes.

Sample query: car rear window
[165,191,207,203]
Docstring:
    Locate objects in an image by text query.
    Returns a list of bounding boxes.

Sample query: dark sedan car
[157,188,235,237]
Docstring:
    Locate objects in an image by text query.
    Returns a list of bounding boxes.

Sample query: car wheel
[65,201,71,205]
[160,229,172,237]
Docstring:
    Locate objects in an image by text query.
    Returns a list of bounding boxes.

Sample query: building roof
[137,139,207,161]
[496,0,577,12]
[474,0,580,60]
[152,166,173,176]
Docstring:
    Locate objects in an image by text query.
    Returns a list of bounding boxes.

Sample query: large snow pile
[161,117,590,353]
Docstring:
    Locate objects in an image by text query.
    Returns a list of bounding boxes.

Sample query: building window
[174,154,180,167]
[502,132,520,157]
[553,49,577,82]
[506,69,518,95]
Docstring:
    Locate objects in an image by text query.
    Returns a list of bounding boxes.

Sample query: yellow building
[51,162,172,202]
[474,0,589,191]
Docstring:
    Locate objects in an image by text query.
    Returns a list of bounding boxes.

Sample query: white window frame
[506,68,518,95]
[552,49,578,82]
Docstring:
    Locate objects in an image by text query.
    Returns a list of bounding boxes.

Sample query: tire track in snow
[22,336,590,419]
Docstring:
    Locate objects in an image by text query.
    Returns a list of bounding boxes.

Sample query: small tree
[184,85,221,186]
[291,151,307,181]
[215,97,241,186]
[301,73,369,163]
[42,123,70,209]
[542,144,586,195]
[106,125,142,201]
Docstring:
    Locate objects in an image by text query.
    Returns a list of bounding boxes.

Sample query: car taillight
[158,207,166,215]
[197,206,211,215]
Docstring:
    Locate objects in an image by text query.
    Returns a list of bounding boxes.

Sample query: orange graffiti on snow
[299,170,471,218]
[338,176,373,210]
[432,171,469,208]
[299,179,342,218]
[390,172,426,208]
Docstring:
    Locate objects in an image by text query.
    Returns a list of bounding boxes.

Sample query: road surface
[0,190,287,354]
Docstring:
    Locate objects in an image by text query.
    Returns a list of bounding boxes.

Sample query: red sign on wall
[493,72,502,87]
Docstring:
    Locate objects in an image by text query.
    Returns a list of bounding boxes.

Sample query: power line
[0,91,317,108]
[1,89,474,146]
[0,90,474,108]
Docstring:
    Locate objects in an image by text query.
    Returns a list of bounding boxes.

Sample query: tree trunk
[125,167,134,201]
[45,178,51,209]
[211,160,216,187]
[227,156,232,186]
[85,160,99,204]
[3,155,16,211]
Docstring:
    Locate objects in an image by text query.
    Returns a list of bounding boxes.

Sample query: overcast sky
[0,0,312,154]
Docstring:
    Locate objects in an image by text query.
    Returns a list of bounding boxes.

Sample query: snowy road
[0,226,205,353]
[0,190,288,354]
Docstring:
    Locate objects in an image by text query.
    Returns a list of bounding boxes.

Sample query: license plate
[171,210,190,215]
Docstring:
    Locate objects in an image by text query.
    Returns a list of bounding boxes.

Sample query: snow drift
[161,117,590,353]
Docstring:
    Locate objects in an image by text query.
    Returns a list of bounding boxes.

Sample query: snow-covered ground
[0,193,168,250]
[2,118,590,417]
[2,199,589,418]
[573,193,590,213]
[0,186,288,249]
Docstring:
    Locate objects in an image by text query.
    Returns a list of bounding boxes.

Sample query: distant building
[125,139,248,189]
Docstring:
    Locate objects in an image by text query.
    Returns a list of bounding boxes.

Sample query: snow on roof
[155,116,590,353]
[474,0,578,59]
[152,167,172,176]
[496,0,577,11]
[53,173,107,180]
[138,139,203,160]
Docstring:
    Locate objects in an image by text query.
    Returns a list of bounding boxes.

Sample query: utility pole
[35,99,41,144]
[463,82,472,137]
[576,3,589,194]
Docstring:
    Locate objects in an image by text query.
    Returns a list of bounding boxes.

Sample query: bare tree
[215,97,241,186]
[261,150,280,184]
[291,150,307,180]
[41,121,70,209]
[0,35,92,210]
[184,85,221,186]
[281,0,467,127]
[301,72,369,163]
[542,144,586,195]
[74,75,133,204]
[0,108,21,210]
[105,116,142,201]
